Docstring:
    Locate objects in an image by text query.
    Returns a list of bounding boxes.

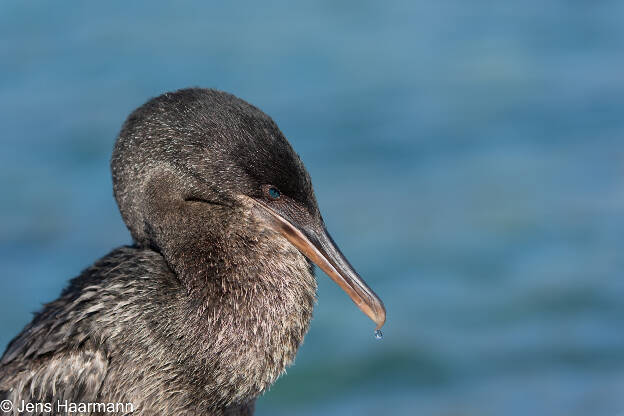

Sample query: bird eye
[268,186,281,200]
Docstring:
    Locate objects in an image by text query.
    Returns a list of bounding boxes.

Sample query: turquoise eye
[268,187,281,199]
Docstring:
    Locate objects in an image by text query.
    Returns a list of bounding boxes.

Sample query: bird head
[111,88,385,330]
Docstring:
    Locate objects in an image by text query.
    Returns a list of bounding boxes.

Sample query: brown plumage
[0,88,384,415]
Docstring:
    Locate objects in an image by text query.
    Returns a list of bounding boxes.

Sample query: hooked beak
[251,199,386,330]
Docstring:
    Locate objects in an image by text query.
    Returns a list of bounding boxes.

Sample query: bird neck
[156,201,317,407]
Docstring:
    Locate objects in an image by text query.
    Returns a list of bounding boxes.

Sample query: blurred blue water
[1,1,624,415]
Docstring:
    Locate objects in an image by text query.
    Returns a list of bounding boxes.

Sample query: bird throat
[162,200,318,407]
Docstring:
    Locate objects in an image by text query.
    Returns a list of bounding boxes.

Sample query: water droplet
[374,329,383,340]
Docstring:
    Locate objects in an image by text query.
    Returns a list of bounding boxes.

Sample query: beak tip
[373,301,386,330]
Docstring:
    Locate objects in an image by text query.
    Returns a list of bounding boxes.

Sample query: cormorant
[0,88,385,415]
